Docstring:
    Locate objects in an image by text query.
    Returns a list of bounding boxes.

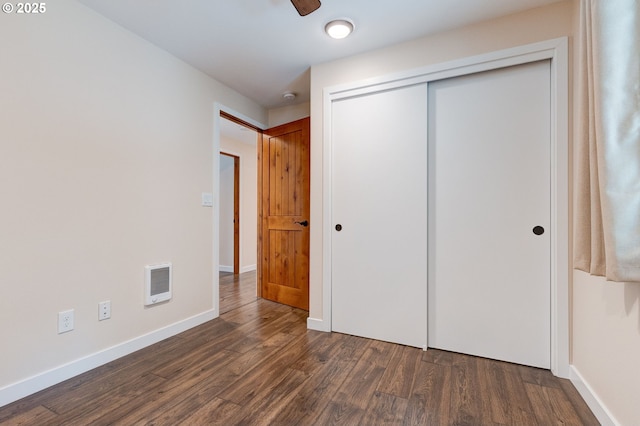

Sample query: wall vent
[145,263,172,306]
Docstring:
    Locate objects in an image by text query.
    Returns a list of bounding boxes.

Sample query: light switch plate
[201,192,213,207]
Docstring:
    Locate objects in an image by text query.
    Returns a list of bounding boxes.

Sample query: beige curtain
[575,0,640,282]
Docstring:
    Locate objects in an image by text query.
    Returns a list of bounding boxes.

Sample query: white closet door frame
[321,37,569,378]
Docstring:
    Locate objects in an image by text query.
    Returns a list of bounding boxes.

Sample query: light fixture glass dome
[325,19,354,39]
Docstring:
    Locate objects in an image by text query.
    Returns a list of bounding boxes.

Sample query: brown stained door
[258,117,310,310]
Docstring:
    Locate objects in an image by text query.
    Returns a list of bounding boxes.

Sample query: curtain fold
[575,0,640,282]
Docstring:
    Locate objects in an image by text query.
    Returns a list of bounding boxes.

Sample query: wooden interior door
[258,117,310,310]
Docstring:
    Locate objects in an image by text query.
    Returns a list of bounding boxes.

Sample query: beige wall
[0,0,265,395]
[573,271,640,425]
[220,136,258,273]
[311,1,639,424]
[268,102,310,128]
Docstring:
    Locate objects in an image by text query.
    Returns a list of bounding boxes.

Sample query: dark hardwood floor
[219,270,258,314]
[1,271,598,425]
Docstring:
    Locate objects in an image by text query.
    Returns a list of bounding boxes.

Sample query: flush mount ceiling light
[325,19,354,39]
[283,92,297,101]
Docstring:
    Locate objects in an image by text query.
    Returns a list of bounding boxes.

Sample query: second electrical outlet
[99,300,111,321]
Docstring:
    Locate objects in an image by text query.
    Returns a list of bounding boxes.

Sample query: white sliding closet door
[428,61,551,368]
[331,84,428,348]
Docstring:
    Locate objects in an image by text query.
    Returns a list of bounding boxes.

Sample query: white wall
[0,0,266,404]
[220,136,258,273]
[311,1,639,425]
[268,102,310,127]
[572,271,640,425]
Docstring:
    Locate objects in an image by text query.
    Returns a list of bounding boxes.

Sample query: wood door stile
[259,117,310,310]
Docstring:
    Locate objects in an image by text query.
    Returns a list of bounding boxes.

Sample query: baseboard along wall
[0,310,216,408]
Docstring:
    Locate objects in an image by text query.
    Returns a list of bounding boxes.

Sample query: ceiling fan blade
[290,0,321,16]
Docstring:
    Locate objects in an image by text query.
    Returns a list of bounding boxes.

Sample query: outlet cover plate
[99,301,111,321]
[58,309,74,333]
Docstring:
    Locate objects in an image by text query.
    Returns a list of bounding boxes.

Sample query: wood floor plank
[177,397,243,426]
[422,347,455,366]
[362,391,409,425]
[48,373,167,426]
[475,356,506,425]
[559,379,602,426]
[224,309,306,354]
[525,382,586,426]
[0,330,189,423]
[230,368,310,425]
[0,405,58,425]
[167,326,312,412]
[166,314,238,343]
[518,363,562,388]
[0,271,599,426]
[268,332,370,424]
[143,304,312,425]
[151,338,234,380]
[217,331,322,406]
[39,342,192,415]
[285,330,344,372]
[314,339,395,425]
[477,356,537,425]
[221,297,289,326]
[405,359,452,425]
[377,344,422,398]
[91,350,237,425]
[449,354,485,426]
[220,270,257,314]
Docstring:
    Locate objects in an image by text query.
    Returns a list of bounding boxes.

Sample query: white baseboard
[569,365,619,426]
[241,264,256,273]
[0,309,217,408]
[307,317,330,332]
[220,265,255,273]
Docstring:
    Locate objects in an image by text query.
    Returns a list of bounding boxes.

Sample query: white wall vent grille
[145,263,172,306]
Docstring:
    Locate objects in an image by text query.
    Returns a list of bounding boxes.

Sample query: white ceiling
[79,0,565,109]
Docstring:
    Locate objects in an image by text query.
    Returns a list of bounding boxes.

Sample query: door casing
[213,108,265,317]
[320,38,569,377]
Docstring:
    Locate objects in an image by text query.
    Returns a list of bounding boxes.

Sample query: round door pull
[335,224,342,232]
[533,226,545,235]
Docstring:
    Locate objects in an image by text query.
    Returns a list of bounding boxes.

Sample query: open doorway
[219,152,239,274]
[219,114,259,313]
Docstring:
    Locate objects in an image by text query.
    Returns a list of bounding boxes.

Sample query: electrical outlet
[58,309,74,334]
[98,301,111,321]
